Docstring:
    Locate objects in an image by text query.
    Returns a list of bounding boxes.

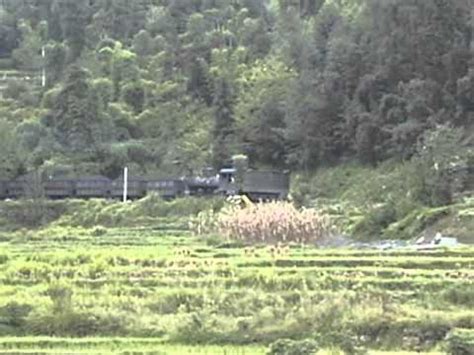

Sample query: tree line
[0,0,472,183]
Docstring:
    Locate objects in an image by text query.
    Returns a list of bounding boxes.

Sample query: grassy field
[0,217,473,354]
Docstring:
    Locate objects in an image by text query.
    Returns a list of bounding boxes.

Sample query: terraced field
[0,219,472,354]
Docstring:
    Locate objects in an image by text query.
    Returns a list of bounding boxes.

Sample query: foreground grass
[0,337,265,354]
[0,223,473,353]
[0,337,444,354]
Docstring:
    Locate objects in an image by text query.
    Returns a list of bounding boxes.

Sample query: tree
[133,30,154,56]
[0,121,25,179]
[11,20,42,70]
[54,0,89,62]
[235,59,295,167]
[122,81,146,115]
[51,65,103,152]
[209,48,246,167]
[110,44,140,99]
[411,125,472,206]
[45,42,67,86]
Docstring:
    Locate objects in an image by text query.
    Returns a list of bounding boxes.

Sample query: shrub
[267,339,319,355]
[441,285,474,307]
[189,209,219,236]
[90,226,107,237]
[353,203,397,239]
[25,309,103,337]
[0,302,33,330]
[46,282,73,314]
[446,329,474,355]
[321,331,368,355]
[2,80,29,101]
[411,126,471,207]
[2,200,68,229]
[0,253,9,264]
[197,201,332,244]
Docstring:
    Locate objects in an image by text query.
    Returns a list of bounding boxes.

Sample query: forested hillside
[0,0,472,199]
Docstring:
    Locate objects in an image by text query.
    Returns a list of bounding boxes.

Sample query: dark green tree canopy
[0,0,472,176]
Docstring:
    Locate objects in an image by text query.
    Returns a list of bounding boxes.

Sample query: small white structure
[416,232,459,250]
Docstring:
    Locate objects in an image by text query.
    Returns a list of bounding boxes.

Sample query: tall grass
[191,201,332,244]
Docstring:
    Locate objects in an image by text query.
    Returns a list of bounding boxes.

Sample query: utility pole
[123,166,128,203]
[41,46,46,88]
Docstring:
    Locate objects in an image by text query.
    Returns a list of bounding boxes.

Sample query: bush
[3,80,29,101]
[353,203,397,239]
[441,285,474,307]
[200,201,332,244]
[0,302,33,331]
[446,329,474,355]
[26,310,100,337]
[267,339,319,355]
[50,196,224,229]
[0,58,14,69]
[90,226,107,237]
[409,126,471,207]
[2,200,69,229]
[135,195,224,218]
[0,253,9,264]
[323,332,368,355]
[46,282,73,314]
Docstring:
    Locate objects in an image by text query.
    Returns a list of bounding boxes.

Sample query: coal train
[0,168,290,201]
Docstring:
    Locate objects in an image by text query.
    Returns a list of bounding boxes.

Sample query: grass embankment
[293,163,474,242]
[0,219,473,353]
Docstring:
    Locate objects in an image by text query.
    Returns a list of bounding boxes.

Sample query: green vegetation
[0,218,473,353]
[0,0,472,179]
[0,195,224,230]
[0,0,472,241]
[0,0,473,353]
[293,162,474,241]
[446,329,474,355]
[0,338,265,354]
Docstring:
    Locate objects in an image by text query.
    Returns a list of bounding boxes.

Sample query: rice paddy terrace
[0,219,473,354]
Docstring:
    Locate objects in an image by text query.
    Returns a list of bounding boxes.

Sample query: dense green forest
[0,0,472,198]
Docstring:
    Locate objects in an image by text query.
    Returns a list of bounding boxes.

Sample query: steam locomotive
[0,168,290,201]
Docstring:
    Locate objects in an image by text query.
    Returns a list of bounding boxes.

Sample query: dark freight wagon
[75,176,111,198]
[0,180,7,199]
[146,179,186,199]
[0,167,290,201]
[242,170,290,200]
[217,168,290,201]
[111,176,146,200]
[110,176,146,200]
[6,176,30,198]
[44,178,75,199]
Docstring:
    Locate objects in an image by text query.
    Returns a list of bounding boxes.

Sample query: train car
[146,179,186,199]
[216,168,290,201]
[0,180,7,199]
[44,178,75,199]
[75,176,111,198]
[185,177,219,196]
[111,175,146,200]
[0,167,292,202]
[6,175,29,199]
[242,170,290,200]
